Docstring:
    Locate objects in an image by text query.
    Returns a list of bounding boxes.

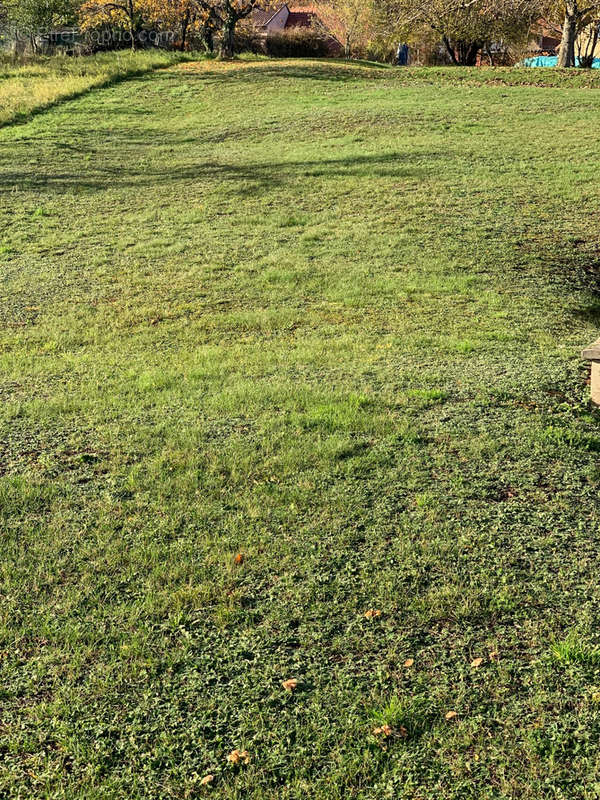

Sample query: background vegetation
[1,0,594,66]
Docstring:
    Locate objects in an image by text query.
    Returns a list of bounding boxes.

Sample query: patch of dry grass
[0,50,191,126]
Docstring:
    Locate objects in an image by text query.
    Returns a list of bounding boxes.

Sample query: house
[250,3,342,54]
[252,4,330,37]
[528,18,600,63]
[529,19,562,55]
[251,4,291,33]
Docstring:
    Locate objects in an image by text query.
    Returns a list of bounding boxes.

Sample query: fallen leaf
[403,658,414,668]
[489,651,499,661]
[445,711,458,721]
[470,657,483,668]
[227,749,250,765]
[282,678,298,692]
[372,724,393,737]
[398,725,408,738]
[200,774,214,786]
[364,609,382,619]
[234,552,244,565]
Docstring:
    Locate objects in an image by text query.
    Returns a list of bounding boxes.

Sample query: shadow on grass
[0,150,443,195]
[519,235,600,324]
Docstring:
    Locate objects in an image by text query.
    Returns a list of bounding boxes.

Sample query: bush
[365,40,396,64]
[235,28,339,58]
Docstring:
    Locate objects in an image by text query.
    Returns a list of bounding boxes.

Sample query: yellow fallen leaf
[403,658,414,667]
[227,749,250,765]
[471,657,483,668]
[282,678,298,692]
[234,552,244,565]
[445,711,458,721]
[200,774,214,786]
[489,651,499,661]
[364,609,382,619]
[372,724,393,737]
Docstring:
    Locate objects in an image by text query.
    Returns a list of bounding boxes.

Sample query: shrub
[235,28,339,58]
[365,40,396,64]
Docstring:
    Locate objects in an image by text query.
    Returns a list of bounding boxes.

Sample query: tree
[383,0,543,65]
[4,0,76,50]
[196,0,258,57]
[577,14,600,65]
[555,1,600,66]
[79,0,239,53]
[144,0,199,49]
[314,0,376,57]
[197,5,218,51]
[80,0,142,49]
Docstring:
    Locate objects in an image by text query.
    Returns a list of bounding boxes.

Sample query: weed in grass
[370,695,436,741]
[551,633,600,667]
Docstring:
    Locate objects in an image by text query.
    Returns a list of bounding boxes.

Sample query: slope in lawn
[1,58,600,799]
[0,50,191,127]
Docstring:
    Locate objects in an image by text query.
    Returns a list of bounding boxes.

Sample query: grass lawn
[0,50,191,127]
[3,57,600,798]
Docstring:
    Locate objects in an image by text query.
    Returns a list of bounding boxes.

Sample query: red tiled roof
[285,10,317,28]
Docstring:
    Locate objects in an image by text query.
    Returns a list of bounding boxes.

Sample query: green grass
[0,50,197,127]
[551,633,600,667]
[2,55,600,798]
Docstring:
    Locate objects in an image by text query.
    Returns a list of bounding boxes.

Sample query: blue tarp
[523,55,600,68]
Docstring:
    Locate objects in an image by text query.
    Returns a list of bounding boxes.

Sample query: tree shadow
[0,149,444,195]
[525,237,600,326]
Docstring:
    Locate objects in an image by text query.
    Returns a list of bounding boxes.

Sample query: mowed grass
[0,50,193,127]
[2,57,600,798]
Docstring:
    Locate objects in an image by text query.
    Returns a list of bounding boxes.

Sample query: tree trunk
[127,0,136,51]
[443,37,481,66]
[461,41,480,66]
[202,25,214,53]
[345,33,350,58]
[442,36,459,64]
[578,22,599,67]
[220,17,235,58]
[180,9,190,52]
[558,3,577,67]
